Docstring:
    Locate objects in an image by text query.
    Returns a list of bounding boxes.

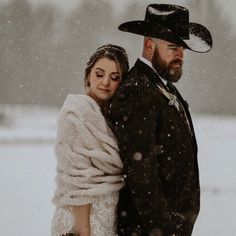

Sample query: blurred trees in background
[179,0,236,114]
[0,0,236,115]
[0,0,117,105]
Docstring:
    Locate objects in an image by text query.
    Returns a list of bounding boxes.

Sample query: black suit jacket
[109,59,200,236]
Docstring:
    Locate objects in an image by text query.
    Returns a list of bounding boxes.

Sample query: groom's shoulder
[117,67,156,97]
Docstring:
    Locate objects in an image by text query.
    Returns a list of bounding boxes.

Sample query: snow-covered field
[0,104,236,236]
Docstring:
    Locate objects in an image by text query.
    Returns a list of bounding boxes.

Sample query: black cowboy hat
[118,4,212,53]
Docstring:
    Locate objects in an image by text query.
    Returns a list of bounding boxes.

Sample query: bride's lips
[98,88,110,93]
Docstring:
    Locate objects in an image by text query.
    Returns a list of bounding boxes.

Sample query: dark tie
[166,81,176,94]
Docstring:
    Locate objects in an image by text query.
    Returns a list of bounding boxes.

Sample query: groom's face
[152,39,184,83]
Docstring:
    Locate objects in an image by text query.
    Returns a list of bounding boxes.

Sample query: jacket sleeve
[110,84,184,234]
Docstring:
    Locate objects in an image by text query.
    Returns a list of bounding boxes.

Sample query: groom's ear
[143,37,156,60]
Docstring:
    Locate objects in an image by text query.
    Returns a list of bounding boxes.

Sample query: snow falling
[0,0,236,235]
[1,104,236,235]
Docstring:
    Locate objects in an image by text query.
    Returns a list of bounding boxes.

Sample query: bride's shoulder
[61,94,101,117]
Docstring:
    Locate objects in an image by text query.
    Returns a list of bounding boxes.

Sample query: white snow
[0,104,236,235]
[183,33,211,53]
[148,6,175,16]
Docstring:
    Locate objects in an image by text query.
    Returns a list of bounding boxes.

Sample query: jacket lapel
[174,87,198,154]
[134,59,198,154]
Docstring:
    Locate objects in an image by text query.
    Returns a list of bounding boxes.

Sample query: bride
[51,44,129,236]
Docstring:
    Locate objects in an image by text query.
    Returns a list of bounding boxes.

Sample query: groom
[110,4,212,236]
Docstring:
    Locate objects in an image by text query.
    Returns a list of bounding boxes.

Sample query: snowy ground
[0,104,236,236]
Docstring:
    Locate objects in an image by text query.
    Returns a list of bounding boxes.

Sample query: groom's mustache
[170,59,183,67]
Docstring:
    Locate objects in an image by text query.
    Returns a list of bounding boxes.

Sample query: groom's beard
[152,48,183,83]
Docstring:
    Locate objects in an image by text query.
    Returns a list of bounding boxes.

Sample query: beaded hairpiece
[86,44,129,70]
[96,45,128,59]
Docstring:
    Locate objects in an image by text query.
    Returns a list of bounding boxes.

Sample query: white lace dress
[51,193,119,236]
[51,95,123,236]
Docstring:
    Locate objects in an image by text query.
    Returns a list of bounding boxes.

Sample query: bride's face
[87,57,121,104]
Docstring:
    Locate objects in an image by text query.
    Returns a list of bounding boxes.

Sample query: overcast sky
[35,0,236,34]
[0,0,235,34]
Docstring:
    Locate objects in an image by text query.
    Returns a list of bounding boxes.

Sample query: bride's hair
[84,44,129,89]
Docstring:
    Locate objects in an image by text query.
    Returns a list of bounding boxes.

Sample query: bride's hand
[75,228,90,236]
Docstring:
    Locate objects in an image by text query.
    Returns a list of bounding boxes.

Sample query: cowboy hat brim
[118,21,212,53]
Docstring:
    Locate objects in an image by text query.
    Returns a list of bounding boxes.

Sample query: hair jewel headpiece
[96,44,128,58]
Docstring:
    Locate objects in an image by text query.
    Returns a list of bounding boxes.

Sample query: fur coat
[52,95,124,207]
